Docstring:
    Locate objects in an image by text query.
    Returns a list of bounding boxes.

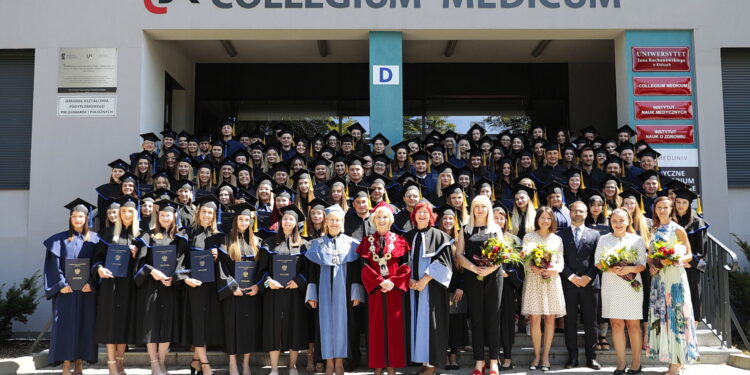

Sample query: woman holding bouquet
[647,197,699,374]
[594,208,647,374]
[521,206,566,372]
[493,202,523,370]
[455,195,509,375]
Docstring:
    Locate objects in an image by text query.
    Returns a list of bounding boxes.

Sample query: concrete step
[89,345,740,368]
[509,329,721,347]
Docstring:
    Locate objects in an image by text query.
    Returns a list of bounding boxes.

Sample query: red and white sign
[632,47,691,71]
[636,125,694,144]
[634,101,693,120]
[633,77,692,96]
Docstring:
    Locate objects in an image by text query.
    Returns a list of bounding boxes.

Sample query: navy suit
[559,225,601,362]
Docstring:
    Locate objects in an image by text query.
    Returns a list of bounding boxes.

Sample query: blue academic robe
[404,228,453,366]
[304,234,365,359]
[43,231,99,365]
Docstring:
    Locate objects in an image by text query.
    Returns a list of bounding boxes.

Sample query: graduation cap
[324,176,348,190]
[152,169,171,181]
[270,161,291,175]
[542,181,566,202]
[637,170,663,191]
[308,197,332,212]
[279,205,306,223]
[65,198,96,215]
[636,146,661,160]
[197,134,212,143]
[468,122,486,136]
[402,180,427,200]
[220,159,237,171]
[119,171,138,185]
[215,182,238,197]
[134,150,155,163]
[346,154,367,167]
[473,177,495,196]
[441,183,465,198]
[436,204,457,217]
[347,122,366,134]
[456,166,474,180]
[562,167,586,189]
[160,130,178,140]
[149,188,178,202]
[108,159,130,171]
[368,173,392,187]
[395,172,418,186]
[178,130,192,139]
[372,154,391,166]
[324,130,340,140]
[231,149,250,161]
[391,141,409,154]
[249,141,266,152]
[513,185,539,208]
[320,147,336,159]
[411,150,430,162]
[212,139,228,149]
[235,163,252,176]
[617,125,636,138]
[291,168,312,184]
[435,162,458,176]
[443,130,459,140]
[277,128,294,138]
[370,133,390,146]
[309,157,330,170]
[493,200,510,214]
[603,155,625,176]
[601,174,625,192]
[427,144,445,155]
[155,199,180,213]
[579,126,598,137]
[194,194,221,211]
[619,187,647,212]
[114,195,139,209]
[478,136,493,147]
[140,132,160,142]
[616,141,636,154]
[340,133,354,143]
[673,187,703,215]
[229,202,257,217]
[664,179,687,192]
[273,185,295,200]
[235,188,257,205]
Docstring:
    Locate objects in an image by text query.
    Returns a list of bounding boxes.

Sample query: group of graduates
[44,120,710,375]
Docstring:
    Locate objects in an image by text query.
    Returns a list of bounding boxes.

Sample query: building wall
[1,0,749,331]
[568,62,617,133]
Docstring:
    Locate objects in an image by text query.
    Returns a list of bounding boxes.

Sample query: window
[0,50,34,189]
[721,49,750,187]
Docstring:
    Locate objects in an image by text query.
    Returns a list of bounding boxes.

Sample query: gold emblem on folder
[74,268,81,275]
[115,255,121,261]
[161,255,168,262]
[199,260,206,267]
[282,265,288,271]
[243,271,249,278]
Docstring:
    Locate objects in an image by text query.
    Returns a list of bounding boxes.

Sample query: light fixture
[220,40,238,58]
[531,40,551,58]
[317,40,328,58]
[444,40,458,57]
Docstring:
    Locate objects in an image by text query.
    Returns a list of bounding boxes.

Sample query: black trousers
[499,283,519,360]
[466,274,503,360]
[563,286,598,361]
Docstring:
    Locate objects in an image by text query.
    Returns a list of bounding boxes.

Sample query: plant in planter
[0,272,41,341]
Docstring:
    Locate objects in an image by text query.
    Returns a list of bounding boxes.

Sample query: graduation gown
[178,226,224,347]
[95,183,121,227]
[178,204,196,228]
[392,209,413,235]
[215,235,263,355]
[403,227,453,366]
[679,213,710,320]
[344,209,374,241]
[304,234,364,360]
[257,236,311,351]
[92,226,137,344]
[133,231,185,344]
[43,231,99,365]
[357,231,411,369]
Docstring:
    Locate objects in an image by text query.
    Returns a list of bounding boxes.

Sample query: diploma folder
[273,255,296,285]
[190,250,215,283]
[153,245,176,277]
[235,261,257,290]
[105,244,130,278]
[65,259,90,291]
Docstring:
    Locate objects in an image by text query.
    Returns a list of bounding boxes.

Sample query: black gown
[393,209,413,235]
[178,204,196,228]
[344,209,374,241]
[403,227,453,367]
[499,234,523,360]
[462,226,504,361]
[257,236,311,351]
[92,226,137,344]
[133,231,185,344]
[215,235,263,355]
[95,183,121,228]
[178,226,224,347]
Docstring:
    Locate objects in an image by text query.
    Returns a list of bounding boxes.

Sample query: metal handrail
[701,233,748,349]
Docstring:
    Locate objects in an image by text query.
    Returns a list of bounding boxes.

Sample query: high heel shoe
[150,360,164,375]
[188,359,201,375]
[107,360,119,375]
[200,362,212,375]
[115,357,126,375]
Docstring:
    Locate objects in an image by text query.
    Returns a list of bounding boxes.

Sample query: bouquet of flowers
[649,240,685,269]
[473,237,521,280]
[520,243,555,282]
[599,246,642,291]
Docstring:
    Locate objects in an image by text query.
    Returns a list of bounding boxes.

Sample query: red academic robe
[357,231,411,369]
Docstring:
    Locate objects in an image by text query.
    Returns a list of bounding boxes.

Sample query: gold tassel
[580,177,586,190]
[309,148,313,158]
[388,167,392,178]
[604,203,610,218]
[385,192,390,204]
[367,196,373,211]
[533,192,539,208]
[697,197,703,216]
[640,196,645,213]
[427,161,431,173]
[453,224,460,240]
[212,171,217,185]
[345,184,349,197]
[619,181,623,192]
[491,188,496,201]
[506,214,513,232]
[657,176,662,191]
[253,213,258,232]
[620,161,626,177]
[302,220,308,237]
[655,158,660,171]
[232,124,236,137]
[558,144,562,160]
[482,153,487,167]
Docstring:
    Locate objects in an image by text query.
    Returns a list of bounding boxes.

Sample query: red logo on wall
[636,125,694,144]
[632,47,691,71]
[145,0,199,14]
[634,101,693,120]
[633,77,692,96]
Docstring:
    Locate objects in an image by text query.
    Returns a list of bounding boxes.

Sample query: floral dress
[647,221,700,364]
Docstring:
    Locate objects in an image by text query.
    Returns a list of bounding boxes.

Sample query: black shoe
[499,364,514,371]
[614,368,627,375]
[587,359,602,370]
[564,359,579,369]
[626,367,642,374]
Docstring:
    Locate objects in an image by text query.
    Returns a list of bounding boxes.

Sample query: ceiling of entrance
[174,39,614,63]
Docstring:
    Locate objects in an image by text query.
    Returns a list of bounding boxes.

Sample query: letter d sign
[373,65,400,85]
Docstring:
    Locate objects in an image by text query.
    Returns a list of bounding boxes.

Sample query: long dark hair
[651,196,674,230]
[68,213,91,241]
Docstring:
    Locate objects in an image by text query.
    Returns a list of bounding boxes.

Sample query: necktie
[574,227,581,248]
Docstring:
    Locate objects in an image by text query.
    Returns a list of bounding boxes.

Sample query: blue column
[369,31,403,145]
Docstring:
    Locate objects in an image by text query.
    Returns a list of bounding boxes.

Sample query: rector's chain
[145,0,621,14]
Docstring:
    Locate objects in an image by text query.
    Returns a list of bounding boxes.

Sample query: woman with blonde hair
[43,199,99,375]
[428,164,456,206]
[602,176,623,213]
[594,208,647,375]
[455,195,507,375]
[521,206,566,372]
[510,185,537,240]
[92,196,140,375]
[174,156,195,182]
[215,203,263,375]
[180,195,225,375]
[133,200,182,375]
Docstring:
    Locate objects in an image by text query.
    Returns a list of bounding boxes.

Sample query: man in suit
[559,200,602,370]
